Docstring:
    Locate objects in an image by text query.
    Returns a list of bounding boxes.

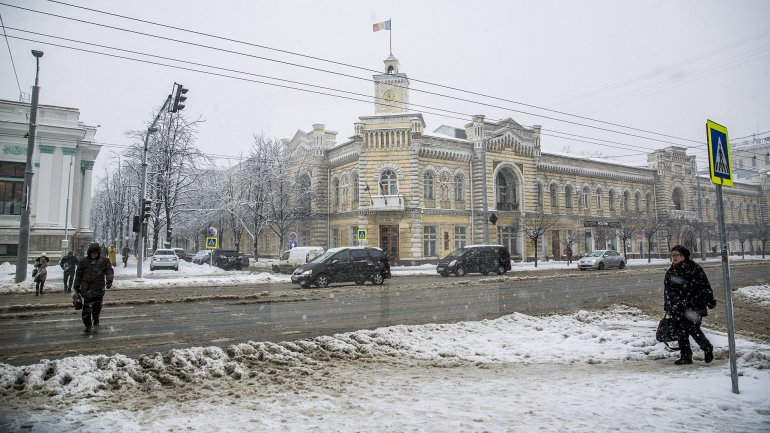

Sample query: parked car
[173,248,192,262]
[577,249,626,270]
[436,244,511,277]
[291,246,390,288]
[150,248,179,271]
[212,249,248,271]
[192,250,211,265]
[272,246,325,274]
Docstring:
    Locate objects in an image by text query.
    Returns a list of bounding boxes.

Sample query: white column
[79,160,95,229]
[36,145,56,224]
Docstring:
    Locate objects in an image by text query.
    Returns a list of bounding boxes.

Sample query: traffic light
[170,82,188,113]
[132,215,140,233]
[142,198,152,220]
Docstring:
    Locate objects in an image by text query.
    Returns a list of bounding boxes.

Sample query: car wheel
[150,266,154,271]
[272,265,279,273]
[300,283,310,289]
[174,266,178,271]
[371,273,385,285]
[315,274,329,288]
[618,261,626,269]
[455,267,466,277]
[496,265,506,275]
[598,262,606,270]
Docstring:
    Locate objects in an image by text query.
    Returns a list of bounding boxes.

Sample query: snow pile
[735,284,770,307]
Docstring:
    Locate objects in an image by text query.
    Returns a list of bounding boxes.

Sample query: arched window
[454,174,464,201]
[536,183,543,208]
[635,192,641,212]
[623,191,630,212]
[595,188,603,210]
[672,188,684,211]
[333,178,340,206]
[380,170,398,195]
[424,172,434,200]
[550,184,558,207]
[608,190,616,211]
[646,192,653,214]
[582,187,590,209]
[565,185,573,209]
[352,173,359,203]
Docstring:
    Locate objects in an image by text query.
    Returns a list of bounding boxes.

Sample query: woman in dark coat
[663,245,716,365]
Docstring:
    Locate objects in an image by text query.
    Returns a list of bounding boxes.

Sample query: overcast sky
[1,0,768,177]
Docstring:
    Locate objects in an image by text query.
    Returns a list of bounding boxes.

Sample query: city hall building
[259,55,769,263]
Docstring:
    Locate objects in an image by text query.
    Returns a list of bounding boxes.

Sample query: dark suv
[436,244,511,277]
[291,246,391,288]
[212,249,248,271]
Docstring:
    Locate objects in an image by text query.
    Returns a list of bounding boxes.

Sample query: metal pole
[696,171,706,261]
[63,154,73,254]
[15,50,43,284]
[716,184,739,394]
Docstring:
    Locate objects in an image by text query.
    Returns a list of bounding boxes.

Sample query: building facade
[249,56,769,263]
[0,99,102,261]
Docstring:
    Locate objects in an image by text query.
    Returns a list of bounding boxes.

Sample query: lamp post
[15,50,44,284]
[62,153,74,256]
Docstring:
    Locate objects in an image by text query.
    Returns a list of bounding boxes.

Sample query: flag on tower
[373,20,391,32]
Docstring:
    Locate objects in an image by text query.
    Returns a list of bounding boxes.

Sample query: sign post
[706,119,739,394]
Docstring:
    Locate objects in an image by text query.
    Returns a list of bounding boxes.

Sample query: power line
[0,10,22,98]
[4,1,709,147]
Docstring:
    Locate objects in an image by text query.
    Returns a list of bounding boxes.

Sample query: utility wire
[0,10,22,98]
[5,1,710,146]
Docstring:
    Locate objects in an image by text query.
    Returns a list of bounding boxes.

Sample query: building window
[646,192,653,214]
[565,185,573,208]
[350,227,359,246]
[380,170,398,195]
[623,191,630,212]
[423,226,437,257]
[0,244,18,256]
[635,192,641,212]
[424,172,434,200]
[454,174,463,201]
[550,184,558,208]
[595,188,603,210]
[0,181,23,215]
[497,173,508,203]
[671,188,683,211]
[498,225,518,255]
[352,173,359,203]
[536,183,543,208]
[582,187,590,209]
[331,228,339,248]
[454,226,467,249]
[333,178,340,206]
[609,190,615,211]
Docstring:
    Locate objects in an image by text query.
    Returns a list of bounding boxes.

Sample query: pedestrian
[108,244,117,267]
[73,242,114,334]
[663,245,716,365]
[100,243,108,259]
[34,253,50,296]
[121,245,131,268]
[565,246,573,265]
[59,250,78,293]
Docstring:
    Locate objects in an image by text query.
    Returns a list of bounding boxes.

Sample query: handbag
[32,268,38,278]
[656,313,680,349]
[73,294,83,310]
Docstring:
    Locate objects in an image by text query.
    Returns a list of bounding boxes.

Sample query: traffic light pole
[137,95,171,278]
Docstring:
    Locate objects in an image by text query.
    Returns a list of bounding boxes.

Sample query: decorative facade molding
[2,145,25,155]
[38,145,55,154]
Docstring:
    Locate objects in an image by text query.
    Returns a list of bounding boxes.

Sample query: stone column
[78,160,95,230]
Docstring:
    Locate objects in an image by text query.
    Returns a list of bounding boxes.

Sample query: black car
[436,244,511,277]
[212,249,248,271]
[291,246,391,288]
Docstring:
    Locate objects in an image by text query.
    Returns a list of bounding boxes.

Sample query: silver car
[150,249,179,271]
[578,249,626,271]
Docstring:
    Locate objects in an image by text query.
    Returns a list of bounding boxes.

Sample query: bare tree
[638,213,662,262]
[728,223,752,259]
[617,215,640,258]
[522,211,559,267]
[753,218,770,259]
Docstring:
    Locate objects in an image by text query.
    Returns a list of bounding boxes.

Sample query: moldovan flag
[373,20,391,32]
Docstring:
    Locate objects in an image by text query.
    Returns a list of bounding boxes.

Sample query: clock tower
[374,53,409,114]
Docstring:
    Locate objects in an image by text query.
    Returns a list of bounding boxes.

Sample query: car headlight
[301,269,313,276]
[449,259,457,267]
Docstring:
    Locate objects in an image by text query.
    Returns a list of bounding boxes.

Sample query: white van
[272,246,325,273]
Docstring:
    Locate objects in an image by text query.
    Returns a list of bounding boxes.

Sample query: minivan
[436,244,511,277]
[291,247,391,288]
[272,246,325,274]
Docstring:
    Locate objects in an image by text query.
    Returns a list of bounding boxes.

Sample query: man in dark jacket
[73,243,114,334]
[663,245,716,365]
[59,250,78,293]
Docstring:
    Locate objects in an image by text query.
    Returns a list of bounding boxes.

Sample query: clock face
[383,90,396,101]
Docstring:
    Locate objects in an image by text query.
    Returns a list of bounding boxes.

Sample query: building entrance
[379,225,399,264]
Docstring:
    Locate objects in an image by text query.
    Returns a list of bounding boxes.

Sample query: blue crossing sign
[357,229,367,240]
[206,237,218,249]
[706,120,733,187]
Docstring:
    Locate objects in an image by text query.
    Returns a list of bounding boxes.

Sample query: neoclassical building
[251,55,769,263]
[0,99,101,261]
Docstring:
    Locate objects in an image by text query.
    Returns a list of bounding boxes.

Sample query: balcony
[668,209,698,221]
[496,202,519,211]
[368,195,405,211]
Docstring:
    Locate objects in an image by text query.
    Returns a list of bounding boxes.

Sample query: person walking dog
[73,243,114,334]
[663,245,716,365]
[59,250,78,293]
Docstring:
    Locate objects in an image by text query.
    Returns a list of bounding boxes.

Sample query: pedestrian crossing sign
[706,120,733,187]
[206,237,218,249]
[357,229,367,240]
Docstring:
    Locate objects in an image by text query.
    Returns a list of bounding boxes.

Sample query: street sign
[706,120,733,187]
[357,229,367,241]
[206,237,218,249]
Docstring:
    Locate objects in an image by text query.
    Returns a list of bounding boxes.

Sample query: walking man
[565,246,573,266]
[121,245,131,267]
[59,250,78,293]
[73,242,114,334]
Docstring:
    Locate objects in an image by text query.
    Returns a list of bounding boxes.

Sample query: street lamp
[15,49,44,284]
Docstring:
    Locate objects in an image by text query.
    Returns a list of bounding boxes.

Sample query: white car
[577,249,626,271]
[150,249,179,271]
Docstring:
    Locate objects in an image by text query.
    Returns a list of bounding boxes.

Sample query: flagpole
[389,18,392,54]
